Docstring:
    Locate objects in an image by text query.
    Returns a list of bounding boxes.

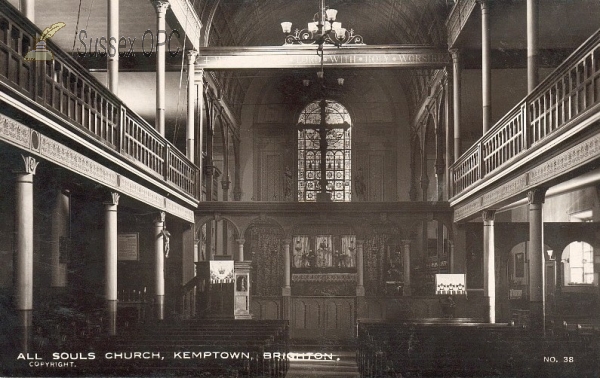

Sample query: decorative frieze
[454,131,600,221]
[0,115,30,148]
[0,113,194,223]
[481,175,527,208]
[40,135,119,187]
[119,176,165,209]
[166,198,195,223]
[454,197,482,222]
[529,132,600,186]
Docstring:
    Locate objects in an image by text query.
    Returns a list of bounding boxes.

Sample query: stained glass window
[297,100,351,202]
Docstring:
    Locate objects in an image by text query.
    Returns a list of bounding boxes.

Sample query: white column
[186,50,198,162]
[104,192,119,335]
[450,49,461,161]
[154,211,166,320]
[20,0,34,22]
[482,210,496,323]
[283,239,291,294]
[14,155,38,350]
[444,75,452,199]
[236,238,245,262]
[153,0,170,136]
[527,0,539,92]
[50,189,69,287]
[402,240,411,296]
[356,240,365,296]
[107,0,119,94]
[197,69,205,191]
[480,0,491,134]
[528,188,546,334]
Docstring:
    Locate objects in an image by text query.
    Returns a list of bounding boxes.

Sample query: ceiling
[10,0,599,154]
[200,0,450,47]
[454,0,600,50]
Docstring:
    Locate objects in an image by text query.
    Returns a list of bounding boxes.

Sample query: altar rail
[450,29,600,198]
[0,4,199,199]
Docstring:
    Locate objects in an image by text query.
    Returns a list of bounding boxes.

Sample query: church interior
[0,0,600,376]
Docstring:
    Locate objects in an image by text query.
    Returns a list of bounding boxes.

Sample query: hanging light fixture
[281,0,364,47]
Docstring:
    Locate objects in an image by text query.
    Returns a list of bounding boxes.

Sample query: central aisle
[285,349,360,377]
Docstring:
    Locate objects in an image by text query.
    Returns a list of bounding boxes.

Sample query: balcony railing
[450,29,600,199]
[0,4,199,200]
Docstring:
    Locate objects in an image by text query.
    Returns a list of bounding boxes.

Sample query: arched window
[562,241,595,285]
[297,100,351,202]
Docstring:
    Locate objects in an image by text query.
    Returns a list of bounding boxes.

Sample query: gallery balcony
[449,29,600,219]
[0,4,200,201]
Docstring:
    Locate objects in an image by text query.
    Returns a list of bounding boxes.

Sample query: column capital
[282,238,292,246]
[235,238,245,245]
[527,188,547,205]
[449,48,460,61]
[14,155,39,175]
[401,239,412,248]
[482,209,496,222]
[155,211,166,224]
[477,0,489,9]
[152,0,170,14]
[233,189,243,201]
[104,192,120,206]
[221,180,231,191]
[186,49,198,64]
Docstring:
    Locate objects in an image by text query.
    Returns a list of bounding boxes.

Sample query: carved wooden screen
[247,224,283,297]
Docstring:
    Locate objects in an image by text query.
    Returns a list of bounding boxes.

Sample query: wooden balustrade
[450,29,600,198]
[0,4,199,199]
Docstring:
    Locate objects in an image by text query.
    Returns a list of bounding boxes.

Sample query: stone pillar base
[155,295,165,321]
[356,296,367,320]
[529,300,545,334]
[356,286,365,296]
[486,296,496,323]
[106,300,117,336]
[17,310,32,352]
[282,295,291,321]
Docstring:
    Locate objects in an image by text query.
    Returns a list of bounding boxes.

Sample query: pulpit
[195,260,235,318]
[195,260,252,319]
[234,261,252,319]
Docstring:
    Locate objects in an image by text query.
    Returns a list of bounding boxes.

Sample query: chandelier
[280,0,364,50]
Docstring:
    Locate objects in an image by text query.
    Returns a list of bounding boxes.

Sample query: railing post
[33,59,41,102]
[478,142,484,180]
[521,101,529,150]
[118,105,125,154]
[164,144,171,181]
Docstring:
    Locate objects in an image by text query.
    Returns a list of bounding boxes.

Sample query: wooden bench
[26,319,289,377]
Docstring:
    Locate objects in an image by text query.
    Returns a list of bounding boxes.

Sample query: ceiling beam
[461,48,574,69]
[195,45,451,70]
[165,0,202,51]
